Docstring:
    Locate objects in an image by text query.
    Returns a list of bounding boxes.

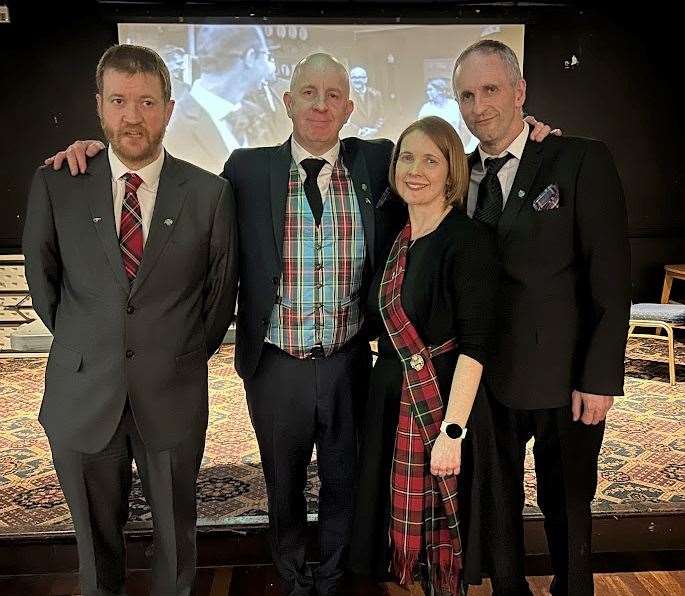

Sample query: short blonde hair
[389,116,469,209]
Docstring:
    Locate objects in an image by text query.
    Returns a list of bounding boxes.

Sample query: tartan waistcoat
[266,155,366,358]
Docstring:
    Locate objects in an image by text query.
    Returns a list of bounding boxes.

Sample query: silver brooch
[409,354,425,371]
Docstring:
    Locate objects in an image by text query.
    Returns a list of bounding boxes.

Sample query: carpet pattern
[0,338,683,535]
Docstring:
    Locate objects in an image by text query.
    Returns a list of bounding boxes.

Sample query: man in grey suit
[22,45,238,596]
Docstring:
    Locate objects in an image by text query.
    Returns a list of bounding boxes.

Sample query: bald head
[289,53,350,96]
[283,52,354,155]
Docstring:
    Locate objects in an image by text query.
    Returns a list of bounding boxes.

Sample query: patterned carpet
[0,339,683,536]
[0,260,35,352]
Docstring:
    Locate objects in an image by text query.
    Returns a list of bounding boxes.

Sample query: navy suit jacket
[221,136,405,379]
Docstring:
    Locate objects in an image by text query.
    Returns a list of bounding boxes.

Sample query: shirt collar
[290,136,340,168]
[190,80,241,121]
[477,120,529,170]
[108,144,165,190]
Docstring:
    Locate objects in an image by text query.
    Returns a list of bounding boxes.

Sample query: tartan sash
[379,221,463,593]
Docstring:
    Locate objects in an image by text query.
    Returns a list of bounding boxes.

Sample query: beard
[101,118,165,167]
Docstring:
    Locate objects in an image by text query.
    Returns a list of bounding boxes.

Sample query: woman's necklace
[409,205,452,248]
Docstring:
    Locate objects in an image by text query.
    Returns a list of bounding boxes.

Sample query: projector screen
[119,23,525,173]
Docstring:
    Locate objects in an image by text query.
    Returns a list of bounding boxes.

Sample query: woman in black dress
[349,116,523,595]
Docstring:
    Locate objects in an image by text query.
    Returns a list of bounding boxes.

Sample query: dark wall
[522,11,684,301]
[0,1,116,249]
[1,2,682,300]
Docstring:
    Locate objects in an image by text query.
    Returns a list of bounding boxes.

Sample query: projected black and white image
[119,23,525,172]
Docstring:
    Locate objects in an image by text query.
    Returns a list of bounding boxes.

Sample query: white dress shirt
[109,145,164,245]
[290,136,341,203]
[467,121,529,217]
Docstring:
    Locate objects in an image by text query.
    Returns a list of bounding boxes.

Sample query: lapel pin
[361,183,368,191]
[518,190,526,198]
[164,218,174,227]
[92,217,101,223]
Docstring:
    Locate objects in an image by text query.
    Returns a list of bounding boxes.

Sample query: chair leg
[667,326,676,386]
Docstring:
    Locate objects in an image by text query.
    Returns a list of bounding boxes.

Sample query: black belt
[265,337,363,361]
[306,334,364,359]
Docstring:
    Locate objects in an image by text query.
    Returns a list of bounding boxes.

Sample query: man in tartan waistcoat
[222,53,405,595]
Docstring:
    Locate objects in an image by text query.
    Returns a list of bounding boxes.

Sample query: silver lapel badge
[92,217,101,223]
[164,218,174,227]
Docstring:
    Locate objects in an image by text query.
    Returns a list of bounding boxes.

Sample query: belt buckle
[310,345,325,359]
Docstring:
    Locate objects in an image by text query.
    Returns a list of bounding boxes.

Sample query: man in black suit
[23,45,238,595]
[452,40,631,595]
[222,53,404,595]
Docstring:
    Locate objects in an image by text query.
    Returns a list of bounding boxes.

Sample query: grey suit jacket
[22,151,238,453]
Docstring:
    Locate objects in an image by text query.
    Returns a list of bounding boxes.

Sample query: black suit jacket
[221,136,405,380]
[23,151,238,453]
[477,135,631,410]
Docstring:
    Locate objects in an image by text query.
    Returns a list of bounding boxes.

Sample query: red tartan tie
[119,172,144,282]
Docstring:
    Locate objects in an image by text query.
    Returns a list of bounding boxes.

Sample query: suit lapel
[270,139,293,264]
[84,154,129,293]
[497,138,543,241]
[467,150,480,172]
[129,152,189,297]
[341,139,376,269]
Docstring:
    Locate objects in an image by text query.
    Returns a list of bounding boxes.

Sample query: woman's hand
[430,432,462,477]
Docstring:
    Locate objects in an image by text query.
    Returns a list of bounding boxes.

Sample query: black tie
[301,158,326,226]
[473,154,513,228]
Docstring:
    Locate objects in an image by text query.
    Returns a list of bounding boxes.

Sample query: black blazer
[221,136,405,380]
[23,152,238,453]
[478,135,631,410]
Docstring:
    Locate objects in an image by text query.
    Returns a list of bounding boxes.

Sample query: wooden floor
[0,568,683,595]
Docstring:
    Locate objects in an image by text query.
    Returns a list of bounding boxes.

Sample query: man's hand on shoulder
[524,115,562,143]
[44,140,106,175]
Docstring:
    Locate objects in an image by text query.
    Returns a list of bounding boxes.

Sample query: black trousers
[49,402,206,596]
[506,405,605,596]
[244,340,370,596]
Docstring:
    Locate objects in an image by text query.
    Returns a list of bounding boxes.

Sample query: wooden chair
[628,303,685,385]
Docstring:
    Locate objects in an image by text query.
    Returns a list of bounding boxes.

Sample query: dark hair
[96,44,171,103]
